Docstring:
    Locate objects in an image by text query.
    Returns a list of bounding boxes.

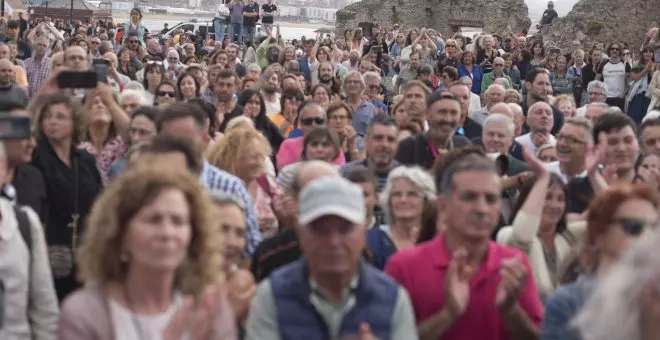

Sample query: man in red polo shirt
[385,153,543,340]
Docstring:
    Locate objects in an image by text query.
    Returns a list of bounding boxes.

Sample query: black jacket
[395,133,471,169]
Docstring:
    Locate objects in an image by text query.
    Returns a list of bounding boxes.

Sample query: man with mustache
[544,117,592,183]
[0,59,28,106]
[515,101,556,155]
[396,92,471,169]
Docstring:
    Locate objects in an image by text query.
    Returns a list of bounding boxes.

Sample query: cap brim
[299,205,364,226]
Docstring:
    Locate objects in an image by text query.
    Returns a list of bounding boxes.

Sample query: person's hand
[522,146,547,176]
[531,132,548,147]
[273,194,297,221]
[640,167,660,188]
[646,27,659,39]
[227,269,256,322]
[343,125,357,144]
[495,256,527,311]
[584,143,603,175]
[602,164,619,185]
[163,280,228,340]
[444,248,473,320]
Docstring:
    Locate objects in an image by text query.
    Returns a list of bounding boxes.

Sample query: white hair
[119,89,149,106]
[587,80,608,94]
[124,81,145,91]
[380,166,436,225]
[493,77,510,89]
[508,103,524,117]
[573,229,660,340]
[362,71,381,84]
[643,110,660,123]
[484,113,515,136]
[485,83,506,98]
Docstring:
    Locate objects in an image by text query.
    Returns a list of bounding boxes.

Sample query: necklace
[122,284,148,340]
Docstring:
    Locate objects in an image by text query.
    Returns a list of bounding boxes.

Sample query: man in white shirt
[544,117,592,183]
[213,2,230,42]
[596,42,631,111]
[470,83,505,126]
[576,80,608,117]
[515,101,556,155]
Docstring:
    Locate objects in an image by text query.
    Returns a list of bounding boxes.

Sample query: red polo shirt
[385,234,543,340]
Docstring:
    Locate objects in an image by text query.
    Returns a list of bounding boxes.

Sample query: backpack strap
[14,205,31,253]
[256,175,275,199]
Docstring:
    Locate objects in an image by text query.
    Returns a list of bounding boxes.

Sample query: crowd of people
[2,1,660,339]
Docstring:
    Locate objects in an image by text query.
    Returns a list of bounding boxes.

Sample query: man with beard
[515,101,556,155]
[257,42,281,69]
[394,51,421,95]
[448,82,483,140]
[596,42,630,111]
[316,61,340,95]
[0,59,28,106]
[262,67,281,116]
[215,69,244,132]
[522,68,564,135]
[401,80,431,128]
[544,117,591,183]
[566,113,639,218]
[341,115,399,224]
[225,44,247,78]
[343,71,377,137]
[396,92,471,169]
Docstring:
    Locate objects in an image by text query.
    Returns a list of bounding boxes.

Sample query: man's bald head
[298,161,339,191]
[490,102,513,118]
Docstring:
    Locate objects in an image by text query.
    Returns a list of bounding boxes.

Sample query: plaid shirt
[24,56,50,98]
[200,161,261,256]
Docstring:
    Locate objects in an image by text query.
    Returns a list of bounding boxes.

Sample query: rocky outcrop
[539,0,659,51]
[335,0,531,39]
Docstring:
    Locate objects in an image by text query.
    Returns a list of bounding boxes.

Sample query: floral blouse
[78,136,125,184]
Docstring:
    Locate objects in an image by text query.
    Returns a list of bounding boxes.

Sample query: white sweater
[0,199,59,340]
[496,211,586,300]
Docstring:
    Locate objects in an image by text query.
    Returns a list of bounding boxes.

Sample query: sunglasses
[616,218,660,236]
[300,117,325,126]
[157,91,175,97]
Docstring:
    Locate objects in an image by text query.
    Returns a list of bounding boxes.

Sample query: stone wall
[335,0,531,39]
[540,0,659,51]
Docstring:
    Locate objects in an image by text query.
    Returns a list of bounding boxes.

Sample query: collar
[429,233,502,274]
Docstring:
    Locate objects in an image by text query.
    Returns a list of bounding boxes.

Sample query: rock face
[539,0,659,51]
[335,0,531,39]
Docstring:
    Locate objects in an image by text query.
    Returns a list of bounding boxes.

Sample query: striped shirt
[340,160,399,225]
[200,161,261,256]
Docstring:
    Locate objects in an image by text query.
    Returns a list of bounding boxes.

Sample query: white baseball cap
[298,177,365,226]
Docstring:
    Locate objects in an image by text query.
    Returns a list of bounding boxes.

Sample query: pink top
[276,137,345,170]
[78,136,125,184]
[385,234,544,340]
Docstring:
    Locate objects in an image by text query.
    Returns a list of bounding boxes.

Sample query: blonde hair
[206,127,269,177]
[77,163,222,296]
[225,116,254,131]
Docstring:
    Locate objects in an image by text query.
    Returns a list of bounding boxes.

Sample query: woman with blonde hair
[59,163,236,339]
[207,127,283,237]
[552,94,577,118]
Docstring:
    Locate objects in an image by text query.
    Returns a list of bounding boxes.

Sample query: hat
[299,177,365,226]
[7,20,19,28]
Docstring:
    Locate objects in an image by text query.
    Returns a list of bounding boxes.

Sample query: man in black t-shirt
[242,0,260,44]
[261,0,278,34]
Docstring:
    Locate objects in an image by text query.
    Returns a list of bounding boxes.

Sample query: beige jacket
[58,286,237,340]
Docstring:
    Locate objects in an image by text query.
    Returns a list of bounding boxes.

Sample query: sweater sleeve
[26,207,59,340]
[504,210,542,254]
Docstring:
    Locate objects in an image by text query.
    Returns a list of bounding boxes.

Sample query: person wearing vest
[245,176,417,339]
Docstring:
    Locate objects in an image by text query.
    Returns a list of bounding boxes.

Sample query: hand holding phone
[56,71,97,89]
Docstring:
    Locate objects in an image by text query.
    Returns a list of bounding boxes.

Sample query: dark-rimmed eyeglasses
[157,91,175,97]
[300,117,325,126]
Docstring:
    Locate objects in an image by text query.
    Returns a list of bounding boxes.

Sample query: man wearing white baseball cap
[246,176,417,339]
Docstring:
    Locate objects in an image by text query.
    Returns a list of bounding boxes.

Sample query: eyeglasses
[588,91,606,96]
[610,47,621,51]
[556,133,586,145]
[91,41,100,45]
[494,63,504,67]
[301,117,325,126]
[615,217,660,236]
[368,84,380,90]
[157,91,175,97]
[128,40,139,44]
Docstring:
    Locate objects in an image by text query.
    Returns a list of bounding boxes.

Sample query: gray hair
[362,71,381,84]
[587,80,608,95]
[119,89,149,106]
[564,117,594,144]
[587,102,610,110]
[573,229,660,340]
[124,81,145,91]
[209,191,245,211]
[505,89,523,103]
[484,83,506,98]
[439,154,498,196]
[342,70,365,94]
[484,113,515,136]
[536,143,555,156]
[643,110,660,123]
[380,166,436,224]
[493,77,510,89]
[247,63,261,72]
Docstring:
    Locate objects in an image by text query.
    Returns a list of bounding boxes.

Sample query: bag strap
[256,175,274,199]
[14,205,31,253]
